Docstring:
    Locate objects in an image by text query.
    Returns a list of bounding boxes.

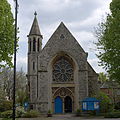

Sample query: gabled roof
[42,22,85,53]
[29,12,41,36]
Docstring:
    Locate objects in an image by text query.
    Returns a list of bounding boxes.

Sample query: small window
[29,41,31,52]
[60,34,65,39]
[33,62,35,70]
[38,38,39,52]
[33,38,36,51]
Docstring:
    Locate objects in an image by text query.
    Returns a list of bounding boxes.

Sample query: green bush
[1,118,12,120]
[1,110,12,118]
[0,112,1,117]
[104,111,120,118]
[22,110,39,118]
[76,109,82,116]
[115,102,120,110]
[89,110,96,116]
[16,106,26,118]
[94,92,113,113]
[0,100,12,112]
[48,110,52,114]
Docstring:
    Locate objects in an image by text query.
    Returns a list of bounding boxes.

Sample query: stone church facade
[27,13,98,113]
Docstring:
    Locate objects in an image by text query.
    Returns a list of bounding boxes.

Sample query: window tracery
[53,57,73,82]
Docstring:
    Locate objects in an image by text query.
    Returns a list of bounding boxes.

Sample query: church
[27,13,98,113]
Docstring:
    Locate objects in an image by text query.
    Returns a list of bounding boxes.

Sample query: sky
[8,0,112,73]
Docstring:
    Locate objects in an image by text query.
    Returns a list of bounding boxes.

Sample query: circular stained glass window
[53,57,73,82]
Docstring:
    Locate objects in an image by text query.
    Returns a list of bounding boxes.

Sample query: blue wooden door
[55,96,63,113]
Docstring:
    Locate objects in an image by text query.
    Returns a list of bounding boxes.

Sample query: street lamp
[13,0,18,119]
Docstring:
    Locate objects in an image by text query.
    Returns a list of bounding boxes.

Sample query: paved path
[1,114,120,120]
[18,114,120,120]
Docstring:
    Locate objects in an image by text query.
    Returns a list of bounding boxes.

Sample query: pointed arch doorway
[55,96,63,113]
[64,96,72,113]
[53,87,74,114]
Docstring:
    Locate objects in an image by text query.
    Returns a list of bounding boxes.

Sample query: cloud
[16,56,27,72]
[7,0,112,73]
[88,58,105,73]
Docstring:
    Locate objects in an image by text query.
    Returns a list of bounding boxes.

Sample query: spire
[29,12,41,36]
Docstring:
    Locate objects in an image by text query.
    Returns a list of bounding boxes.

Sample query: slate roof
[29,13,41,36]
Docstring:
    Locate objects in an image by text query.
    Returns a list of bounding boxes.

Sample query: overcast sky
[8,0,112,73]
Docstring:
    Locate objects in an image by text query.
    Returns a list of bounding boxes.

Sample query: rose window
[53,57,73,82]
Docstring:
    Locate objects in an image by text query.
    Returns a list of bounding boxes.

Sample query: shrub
[0,112,1,117]
[22,110,39,118]
[1,110,12,118]
[89,110,96,116]
[94,92,113,113]
[1,118,12,120]
[0,100,12,112]
[76,109,81,116]
[16,106,26,118]
[47,110,52,117]
[114,102,120,110]
[104,111,120,118]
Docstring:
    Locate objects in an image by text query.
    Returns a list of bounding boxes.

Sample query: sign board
[82,97,100,111]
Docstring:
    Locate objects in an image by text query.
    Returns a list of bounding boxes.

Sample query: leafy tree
[16,68,28,105]
[95,92,113,113]
[95,0,120,84]
[98,72,108,85]
[0,0,15,68]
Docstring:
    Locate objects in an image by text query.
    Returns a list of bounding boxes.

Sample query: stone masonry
[27,13,98,113]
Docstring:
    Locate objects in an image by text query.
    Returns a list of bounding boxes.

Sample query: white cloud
[16,56,27,72]
[7,0,112,73]
[88,58,105,73]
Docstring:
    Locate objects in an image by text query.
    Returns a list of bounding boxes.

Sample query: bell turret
[28,12,43,53]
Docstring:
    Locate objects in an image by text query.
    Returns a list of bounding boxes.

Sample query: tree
[95,92,113,113]
[0,67,13,100]
[16,68,28,105]
[0,0,15,68]
[98,72,108,85]
[0,67,28,103]
[95,0,120,84]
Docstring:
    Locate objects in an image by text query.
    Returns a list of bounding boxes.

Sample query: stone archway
[52,87,74,113]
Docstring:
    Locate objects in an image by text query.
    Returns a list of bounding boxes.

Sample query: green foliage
[1,119,12,120]
[48,110,52,114]
[94,92,113,113]
[1,110,12,118]
[115,102,120,110]
[22,110,39,118]
[47,110,52,117]
[104,111,120,118]
[76,109,81,116]
[76,109,81,113]
[0,0,15,68]
[95,0,120,84]
[0,67,28,104]
[0,100,12,112]
[98,72,108,84]
[16,106,26,118]
[16,90,28,106]
[16,68,28,105]
[0,67,13,100]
